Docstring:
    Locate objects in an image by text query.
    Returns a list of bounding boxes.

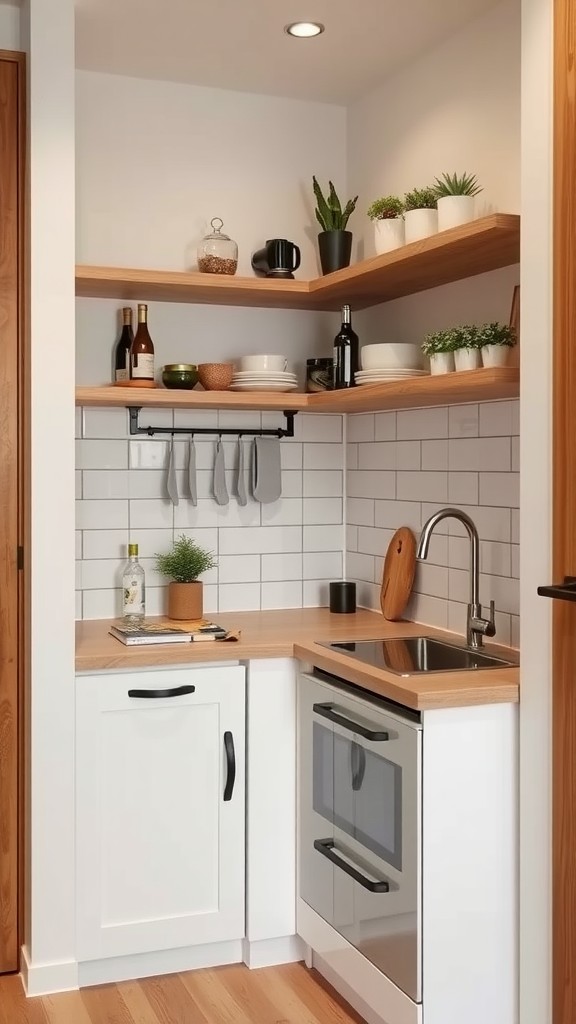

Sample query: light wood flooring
[0,962,365,1024]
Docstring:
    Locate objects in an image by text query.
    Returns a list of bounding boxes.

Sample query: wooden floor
[0,962,365,1024]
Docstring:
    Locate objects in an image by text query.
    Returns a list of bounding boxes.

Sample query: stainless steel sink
[318,636,518,675]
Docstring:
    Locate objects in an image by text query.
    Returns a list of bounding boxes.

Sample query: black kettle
[252,238,301,279]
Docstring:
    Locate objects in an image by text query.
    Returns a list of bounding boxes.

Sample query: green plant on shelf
[155,534,217,583]
[313,176,358,232]
[422,324,481,356]
[403,186,437,211]
[476,321,517,348]
[433,172,483,197]
[366,195,404,220]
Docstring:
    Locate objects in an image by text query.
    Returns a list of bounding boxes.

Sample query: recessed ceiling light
[284,21,325,38]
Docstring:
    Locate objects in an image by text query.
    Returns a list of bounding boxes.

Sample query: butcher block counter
[76,608,519,711]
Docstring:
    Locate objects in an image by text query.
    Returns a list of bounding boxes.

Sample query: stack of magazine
[109,620,229,646]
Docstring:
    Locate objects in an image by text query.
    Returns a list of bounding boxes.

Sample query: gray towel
[252,436,282,503]
[167,438,179,505]
[188,438,197,506]
[236,438,248,506]
[213,439,229,505]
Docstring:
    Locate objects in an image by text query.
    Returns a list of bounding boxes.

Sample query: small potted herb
[155,534,217,621]
[367,195,405,254]
[433,172,483,232]
[450,324,482,371]
[422,329,457,375]
[403,186,438,244]
[312,176,358,275]
[477,321,517,368]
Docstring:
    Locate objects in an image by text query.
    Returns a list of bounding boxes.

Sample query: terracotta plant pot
[168,581,203,621]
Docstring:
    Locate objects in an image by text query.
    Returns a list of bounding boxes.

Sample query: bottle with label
[130,303,155,382]
[333,304,359,389]
[113,306,134,383]
[122,543,145,623]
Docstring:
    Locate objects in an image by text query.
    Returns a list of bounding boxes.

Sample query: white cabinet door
[76,665,245,961]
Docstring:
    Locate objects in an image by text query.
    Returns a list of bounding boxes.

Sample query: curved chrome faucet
[417,507,496,648]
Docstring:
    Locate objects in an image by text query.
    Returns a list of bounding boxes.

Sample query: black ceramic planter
[318,230,352,275]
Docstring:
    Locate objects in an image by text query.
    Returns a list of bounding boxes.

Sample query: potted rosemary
[477,321,517,368]
[433,172,483,232]
[312,176,358,274]
[155,534,217,621]
[367,195,405,254]
[422,329,456,375]
[403,186,438,243]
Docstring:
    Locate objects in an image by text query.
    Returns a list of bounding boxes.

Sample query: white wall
[75,70,346,278]
[347,0,520,262]
[0,3,19,50]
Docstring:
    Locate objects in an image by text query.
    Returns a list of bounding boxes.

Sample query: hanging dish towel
[166,438,179,505]
[188,438,197,506]
[235,438,248,506]
[252,436,282,503]
[213,438,229,505]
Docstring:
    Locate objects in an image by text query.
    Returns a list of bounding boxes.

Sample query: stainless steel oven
[299,669,422,1002]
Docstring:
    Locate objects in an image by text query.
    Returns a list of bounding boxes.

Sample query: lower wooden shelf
[75,368,519,414]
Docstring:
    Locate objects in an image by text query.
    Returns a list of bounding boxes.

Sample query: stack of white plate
[230,370,298,393]
[355,368,429,385]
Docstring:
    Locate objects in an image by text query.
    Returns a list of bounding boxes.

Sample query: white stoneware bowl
[239,354,287,372]
[361,343,422,371]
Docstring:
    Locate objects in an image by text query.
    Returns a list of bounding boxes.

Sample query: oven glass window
[313,722,402,871]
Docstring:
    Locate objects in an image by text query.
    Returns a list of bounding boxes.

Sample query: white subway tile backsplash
[281,443,303,470]
[303,579,330,607]
[76,499,129,531]
[261,581,303,609]
[479,401,513,437]
[448,404,478,438]
[219,525,302,555]
[480,573,519,615]
[303,525,344,551]
[303,550,342,580]
[414,561,449,599]
[479,472,519,508]
[375,499,421,533]
[83,470,130,500]
[77,439,128,470]
[480,541,511,578]
[374,411,396,441]
[174,498,260,529]
[397,407,448,440]
[421,440,448,471]
[301,414,342,443]
[511,544,519,579]
[261,552,303,582]
[75,591,82,618]
[448,567,470,604]
[447,601,468,637]
[447,536,469,571]
[511,508,519,544]
[129,439,169,470]
[346,524,358,553]
[75,470,82,499]
[448,472,478,506]
[303,497,342,525]
[75,531,83,559]
[444,504,512,543]
[82,407,131,439]
[218,582,261,612]
[357,526,393,558]
[129,499,174,529]
[425,533,449,567]
[358,442,396,471]
[261,498,303,526]
[512,436,520,473]
[303,470,343,498]
[354,580,381,611]
[348,413,375,443]
[347,470,395,500]
[448,437,510,472]
[397,471,447,503]
[347,551,375,583]
[128,470,168,499]
[511,400,520,435]
[81,559,124,590]
[346,497,375,527]
[173,408,219,430]
[279,472,303,498]
[83,529,131,560]
[82,588,121,619]
[218,554,261,584]
[405,592,449,630]
[303,443,344,470]
[347,443,358,470]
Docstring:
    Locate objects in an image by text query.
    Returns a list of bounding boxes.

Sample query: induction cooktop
[317,637,516,676]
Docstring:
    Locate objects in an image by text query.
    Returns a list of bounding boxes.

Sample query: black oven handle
[312,702,389,741]
[314,838,390,893]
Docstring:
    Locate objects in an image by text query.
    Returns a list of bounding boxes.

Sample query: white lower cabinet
[75,665,245,962]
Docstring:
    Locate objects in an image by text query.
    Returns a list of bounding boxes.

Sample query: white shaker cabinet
[75,665,245,962]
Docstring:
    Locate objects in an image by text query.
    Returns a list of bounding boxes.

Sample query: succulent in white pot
[477,321,517,367]
[403,187,438,243]
[433,172,483,232]
[421,329,456,375]
[367,195,405,254]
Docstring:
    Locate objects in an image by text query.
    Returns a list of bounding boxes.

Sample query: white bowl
[360,343,422,371]
[239,353,287,372]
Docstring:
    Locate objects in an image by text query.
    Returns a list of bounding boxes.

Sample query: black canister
[306,358,334,393]
[329,581,357,614]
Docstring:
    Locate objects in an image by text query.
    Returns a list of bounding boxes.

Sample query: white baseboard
[21,945,79,996]
[242,935,304,968]
[78,939,243,988]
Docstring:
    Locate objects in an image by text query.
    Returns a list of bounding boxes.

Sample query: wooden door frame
[0,48,26,974]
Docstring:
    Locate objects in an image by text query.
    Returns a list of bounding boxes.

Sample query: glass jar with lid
[197,218,238,276]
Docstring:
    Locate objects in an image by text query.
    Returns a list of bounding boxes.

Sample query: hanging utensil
[166,437,179,506]
[188,437,197,506]
[236,437,247,506]
[213,437,229,506]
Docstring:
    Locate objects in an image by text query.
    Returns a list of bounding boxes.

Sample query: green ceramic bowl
[162,364,199,389]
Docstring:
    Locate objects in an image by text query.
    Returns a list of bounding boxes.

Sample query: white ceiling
[74,0,503,105]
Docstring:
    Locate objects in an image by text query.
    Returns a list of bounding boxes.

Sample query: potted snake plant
[313,176,358,274]
[155,534,217,620]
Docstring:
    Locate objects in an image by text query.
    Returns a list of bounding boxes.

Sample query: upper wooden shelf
[75,214,520,313]
[75,368,519,414]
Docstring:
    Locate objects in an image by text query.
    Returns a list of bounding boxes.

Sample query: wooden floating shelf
[75,369,519,415]
[76,214,520,313]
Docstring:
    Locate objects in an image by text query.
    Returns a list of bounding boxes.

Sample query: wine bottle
[333,304,359,389]
[113,306,134,383]
[130,303,155,382]
[122,543,145,623]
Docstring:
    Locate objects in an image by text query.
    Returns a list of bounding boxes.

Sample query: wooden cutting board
[380,527,417,621]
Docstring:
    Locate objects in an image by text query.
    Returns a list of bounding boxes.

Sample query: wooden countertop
[75,609,519,711]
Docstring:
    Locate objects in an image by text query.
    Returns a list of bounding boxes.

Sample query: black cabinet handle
[313,702,389,741]
[350,741,366,792]
[314,838,390,893]
[223,730,236,801]
[127,684,196,699]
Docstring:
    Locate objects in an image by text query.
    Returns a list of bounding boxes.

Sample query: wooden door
[75,666,246,961]
[0,51,25,976]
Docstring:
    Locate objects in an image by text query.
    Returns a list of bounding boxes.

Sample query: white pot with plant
[433,172,483,232]
[477,321,517,367]
[422,330,456,375]
[451,324,482,371]
[155,534,217,620]
[367,195,405,254]
[403,187,438,244]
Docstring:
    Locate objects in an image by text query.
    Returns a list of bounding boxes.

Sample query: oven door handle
[314,838,390,893]
[312,702,389,741]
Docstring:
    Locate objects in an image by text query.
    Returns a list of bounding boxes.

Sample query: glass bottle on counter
[122,543,145,623]
[333,304,359,389]
[113,306,134,383]
[130,303,155,382]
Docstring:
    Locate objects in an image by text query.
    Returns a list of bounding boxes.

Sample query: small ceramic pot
[404,208,438,244]
[317,230,352,275]
[197,363,234,390]
[437,195,476,233]
[374,218,405,255]
[162,364,198,389]
[454,348,481,372]
[481,345,510,368]
[429,352,455,375]
[168,581,203,621]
